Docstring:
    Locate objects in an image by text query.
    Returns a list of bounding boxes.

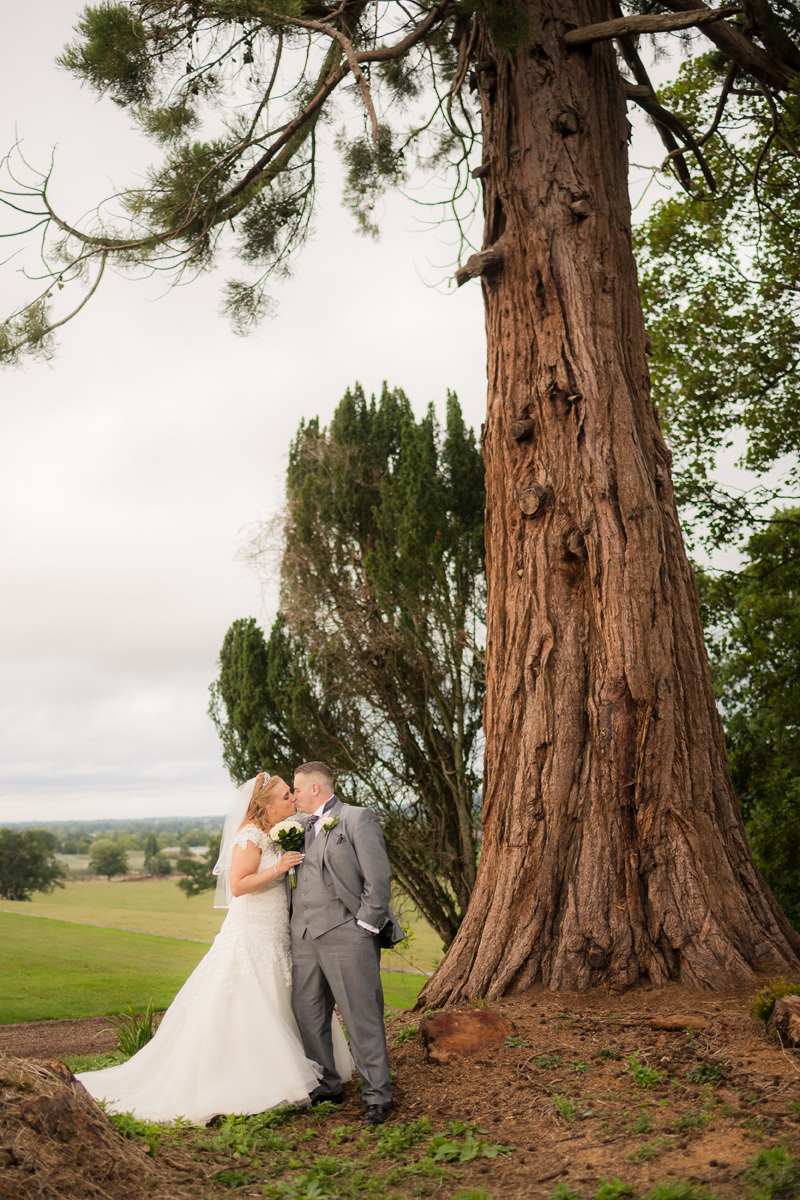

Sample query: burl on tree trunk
[421,1,800,1005]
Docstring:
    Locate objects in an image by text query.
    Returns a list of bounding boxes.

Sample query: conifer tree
[210,384,485,943]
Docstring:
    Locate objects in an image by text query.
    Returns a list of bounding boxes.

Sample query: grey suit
[288,798,402,1107]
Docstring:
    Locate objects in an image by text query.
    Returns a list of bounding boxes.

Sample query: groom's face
[293,773,319,813]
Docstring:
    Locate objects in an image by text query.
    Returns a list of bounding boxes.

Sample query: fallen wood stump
[646,1016,712,1033]
[0,1056,196,1199]
[420,1009,514,1064]
[765,995,800,1047]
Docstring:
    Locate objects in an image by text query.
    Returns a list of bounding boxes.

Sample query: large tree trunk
[420,0,800,1004]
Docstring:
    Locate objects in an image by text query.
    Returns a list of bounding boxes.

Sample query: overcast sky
[1,6,687,824]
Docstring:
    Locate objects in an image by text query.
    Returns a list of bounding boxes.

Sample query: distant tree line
[0,830,65,901]
[5,819,222,858]
[0,819,224,895]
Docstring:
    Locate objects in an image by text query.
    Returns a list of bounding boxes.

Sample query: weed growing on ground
[625,1052,664,1089]
[549,1093,577,1121]
[669,1107,714,1133]
[103,1108,166,1155]
[594,1179,635,1199]
[63,1051,124,1072]
[327,1124,361,1147]
[374,1118,432,1155]
[505,1035,528,1047]
[547,1183,579,1200]
[742,1144,800,1199]
[534,1053,563,1069]
[394,1026,417,1044]
[647,1182,722,1200]
[628,1139,668,1161]
[105,1000,159,1057]
[685,1062,725,1084]
[426,1130,511,1162]
[597,1047,616,1059]
[213,1167,260,1188]
[630,1110,653,1134]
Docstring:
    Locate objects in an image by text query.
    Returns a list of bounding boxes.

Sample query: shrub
[749,980,800,1022]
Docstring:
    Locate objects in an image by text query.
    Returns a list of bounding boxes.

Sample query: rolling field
[0,878,443,969]
[0,880,437,1023]
[0,912,209,1023]
[0,878,226,941]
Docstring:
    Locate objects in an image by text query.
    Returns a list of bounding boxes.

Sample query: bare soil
[1,980,799,1198]
[0,1018,117,1062]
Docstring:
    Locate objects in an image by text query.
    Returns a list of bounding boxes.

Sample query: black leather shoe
[310,1090,344,1106]
[363,1104,390,1126]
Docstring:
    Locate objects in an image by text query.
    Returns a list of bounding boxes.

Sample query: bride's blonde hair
[240,773,285,831]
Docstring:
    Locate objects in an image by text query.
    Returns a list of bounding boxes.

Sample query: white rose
[268,818,304,842]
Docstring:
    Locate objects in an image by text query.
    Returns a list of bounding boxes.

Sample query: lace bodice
[177,823,291,1000]
[232,823,282,868]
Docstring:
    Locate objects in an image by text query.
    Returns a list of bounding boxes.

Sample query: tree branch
[287,11,381,145]
[660,0,798,89]
[611,11,695,192]
[659,62,738,173]
[740,0,800,71]
[355,1,456,64]
[565,6,742,47]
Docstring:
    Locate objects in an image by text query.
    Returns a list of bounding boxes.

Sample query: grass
[0,878,225,941]
[0,908,423,1023]
[381,972,424,1009]
[0,911,209,1022]
[0,878,443,971]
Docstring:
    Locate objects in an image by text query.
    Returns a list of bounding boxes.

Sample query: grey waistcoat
[291,830,353,939]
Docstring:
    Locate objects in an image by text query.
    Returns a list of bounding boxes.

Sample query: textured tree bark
[421,0,800,1005]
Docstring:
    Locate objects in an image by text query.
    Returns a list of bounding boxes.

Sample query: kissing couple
[77,762,405,1126]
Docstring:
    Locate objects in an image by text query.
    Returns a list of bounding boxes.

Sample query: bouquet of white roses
[268,818,305,887]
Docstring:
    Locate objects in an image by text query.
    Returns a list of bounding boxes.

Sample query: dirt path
[0,1015,118,1060]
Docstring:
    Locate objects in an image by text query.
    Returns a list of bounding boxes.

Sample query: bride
[76,774,352,1124]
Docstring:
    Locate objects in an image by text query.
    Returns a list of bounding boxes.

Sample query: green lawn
[0,908,425,1023]
[0,879,443,971]
[0,878,225,941]
[0,911,209,1023]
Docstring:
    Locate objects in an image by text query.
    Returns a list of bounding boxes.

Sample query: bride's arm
[229,842,302,897]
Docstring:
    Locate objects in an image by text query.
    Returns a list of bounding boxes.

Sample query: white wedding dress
[76,825,352,1124]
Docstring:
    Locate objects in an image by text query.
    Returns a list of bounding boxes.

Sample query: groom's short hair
[295,760,334,791]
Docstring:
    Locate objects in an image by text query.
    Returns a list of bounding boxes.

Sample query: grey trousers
[291,919,391,1107]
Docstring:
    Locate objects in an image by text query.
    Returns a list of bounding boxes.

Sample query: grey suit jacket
[289,798,404,947]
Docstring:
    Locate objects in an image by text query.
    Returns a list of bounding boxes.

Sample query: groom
[289,760,403,1126]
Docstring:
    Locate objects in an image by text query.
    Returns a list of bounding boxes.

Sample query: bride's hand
[277,851,304,875]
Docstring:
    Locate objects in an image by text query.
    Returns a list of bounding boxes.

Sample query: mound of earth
[0,1057,199,1199]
